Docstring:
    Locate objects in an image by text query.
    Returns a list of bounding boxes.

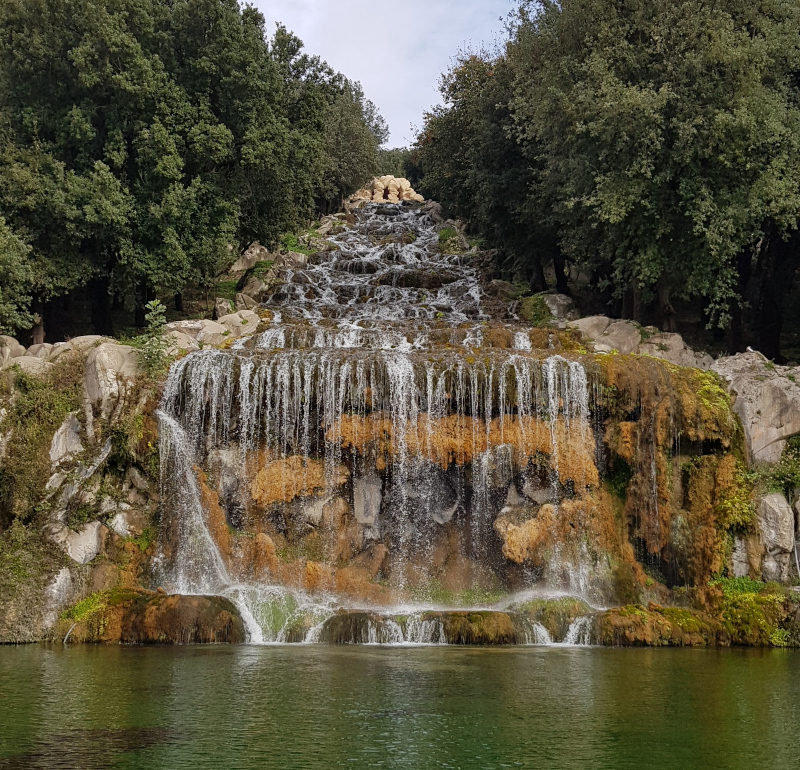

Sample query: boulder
[217,310,260,339]
[241,274,273,302]
[49,412,84,466]
[235,292,258,311]
[0,334,25,359]
[756,492,795,582]
[110,507,148,538]
[120,594,245,644]
[596,320,642,355]
[639,332,713,370]
[196,320,230,347]
[230,241,271,273]
[84,343,140,420]
[63,521,107,564]
[712,352,800,464]
[487,280,519,301]
[542,294,579,322]
[2,355,54,377]
[164,319,205,340]
[164,330,199,356]
[214,297,233,319]
[26,343,53,359]
[567,315,612,341]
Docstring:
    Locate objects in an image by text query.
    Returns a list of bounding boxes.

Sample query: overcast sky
[253,1,514,147]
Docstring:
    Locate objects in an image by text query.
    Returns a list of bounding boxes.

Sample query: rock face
[49,412,84,466]
[756,493,796,582]
[712,351,800,464]
[84,343,140,420]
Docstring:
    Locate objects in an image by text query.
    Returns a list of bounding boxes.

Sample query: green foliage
[753,435,800,496]
[518,295,554,327]
[0,215,33,333]
[414,0,800,325]
[131,527,154,552]
[136,299,169,378]
[62,591,109,622]
[279,234,315,256]
[377,147,413,178]
[0,354,84,523]
[715,460,756,532]
[438,227,458,243]
[709,576,766,597]
[0,1,386,328]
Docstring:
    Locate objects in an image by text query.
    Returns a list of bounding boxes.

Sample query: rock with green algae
[58,590,245,644]
[512,597,593,641]
[594,603,727,647]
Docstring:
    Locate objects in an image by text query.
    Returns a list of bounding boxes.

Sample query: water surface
[1,645,798,769]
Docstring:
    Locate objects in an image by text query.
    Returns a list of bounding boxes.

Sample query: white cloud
[253,0,513,146]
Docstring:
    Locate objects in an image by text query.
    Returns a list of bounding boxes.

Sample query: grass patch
[62,591,109,622]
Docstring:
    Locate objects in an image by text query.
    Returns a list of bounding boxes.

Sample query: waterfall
[156,202,601,642]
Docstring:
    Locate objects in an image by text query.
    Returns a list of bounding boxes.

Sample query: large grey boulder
[230,241,271,273]
[0,334,25,359]
[49,413,84,466]
[2,355,54,376]
[756,492,795,582]
[217,310,260,339]
[596,320,642,355]
[639,332,713,370]
[84,343,140,420]
[712,352,800,464]
[196,320,229,346]
[542,293,580,322]
[26,343,53,359]
[568,315,612,341]
[235,292,258,311]
[214,297,233,319]
[164,330,199,356]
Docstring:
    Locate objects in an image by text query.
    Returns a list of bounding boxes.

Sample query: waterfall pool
[1,645,798,769]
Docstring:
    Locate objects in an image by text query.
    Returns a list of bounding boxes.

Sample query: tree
[0,216,33,334]
[508,0,800,338]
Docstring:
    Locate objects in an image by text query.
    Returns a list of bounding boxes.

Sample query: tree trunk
[529,257,547,293]
[89,277,114,337]
[174,293,184,312]
[757,223,800,361]
[728,245,753,354]
[31,297,44,345]
[656,273,676,332]
[134,281,154,328]
[553,251,569,295]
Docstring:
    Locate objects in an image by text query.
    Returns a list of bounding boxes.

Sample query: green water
[1,646,798,769]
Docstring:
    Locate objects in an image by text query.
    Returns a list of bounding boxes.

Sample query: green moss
[715,461,756,531]
[709,576,765,596]
[280,233,315,256]
[754,435,800,496]
[518,295,554,327]
[62,591,109,622]
[408,580,505,607]
[0,354,84,523]
[130,527,154,553]
[438,227,457,243]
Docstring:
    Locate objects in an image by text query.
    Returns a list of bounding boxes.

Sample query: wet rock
[110,507,148,538]
[84,343,140,420]
[712,351,800,464]
[49,412,84,466]
[731,536,750,578]
[353,473,382,526]
[241,274,274,302]
[595,605,726,646]
[487,279,519,301]
[42,568,75,628]
[120,594,245,644]
[756,493,795,582]
[424,611,525,645]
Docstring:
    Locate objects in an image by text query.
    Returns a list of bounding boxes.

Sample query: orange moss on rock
[250,456,349,507]
[331,413,598,486]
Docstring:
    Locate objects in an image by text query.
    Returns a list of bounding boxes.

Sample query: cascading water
[157,202,602,643]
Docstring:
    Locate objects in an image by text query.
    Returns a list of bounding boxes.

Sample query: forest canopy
[413,0,800,358]
[0,0,386,338]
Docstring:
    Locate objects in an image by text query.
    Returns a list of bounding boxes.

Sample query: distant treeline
[411,0,800,358]
[0,0,386,340]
